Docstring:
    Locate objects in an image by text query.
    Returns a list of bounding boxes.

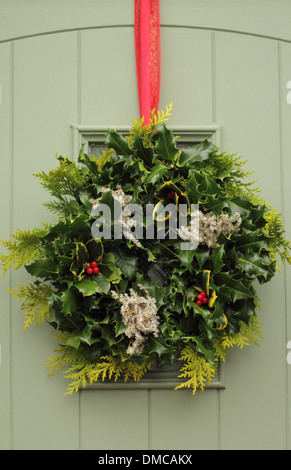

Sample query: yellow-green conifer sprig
[9,282,53,330]
[46,341,154,395]
[214,315,263,363]
[0,225,49,276]
[175,345,217,395]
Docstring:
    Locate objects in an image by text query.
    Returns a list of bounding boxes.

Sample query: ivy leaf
[154,124,178,161]
[105,130,133,156]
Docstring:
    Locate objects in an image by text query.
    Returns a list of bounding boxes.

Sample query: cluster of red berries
[195,291,208,306]
[84,261,100,275]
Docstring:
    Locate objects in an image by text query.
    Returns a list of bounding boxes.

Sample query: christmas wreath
[1,104,290,395]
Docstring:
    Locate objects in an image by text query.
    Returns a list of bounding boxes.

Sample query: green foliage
[9,282,53,330]
[175,345,217,394]
[34,156,85,218]
[262,208,291,266]
[200,151,259,198]
[214,315,263,363]
[1,104,290,395]
[0,225,49,275]
[34,156,84,198]
[127,102,173,147]
[47,340,154,395]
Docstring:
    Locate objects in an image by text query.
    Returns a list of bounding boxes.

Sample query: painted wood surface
[0,2,290,450]
[1,0,291,43]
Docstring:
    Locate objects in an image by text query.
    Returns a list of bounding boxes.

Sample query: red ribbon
[134,0,161,126]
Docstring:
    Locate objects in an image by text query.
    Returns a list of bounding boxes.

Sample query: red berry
[91,261,98,268]
[86,267,93,275]
[197,293,204,301]
[93,267,100,274]
[202,297,208,304]
[167,190,175,199]
[200,291,207,298]
[196,300,202,306]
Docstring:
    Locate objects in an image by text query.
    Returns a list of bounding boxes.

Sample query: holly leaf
[143,163,168,185]
[198,317,218,345]
[177,247,196,270]
[100,262,122,284]
[100,324,123,348]
[25,258,58,278]
[230,248,276,281]
[61,288,77,316]
[131,135,154,166]
[75,274,110,296]
[105,130,133,156]
[186,336,217,364]
[194,248,210,270]
[185,172,203,203]
[75,242,89,265]
[111,246,138,281]
[146,336,175,365]
[200,174,224,197]
[250,204,269,227]
[43,214,90,240]
[154,124,178,162]
[177,140,216,167]
[66,324,94,349]
[86,238,104,262]
[210,245,225,273]
[235,228,268,253]
[209,196,251,217]
[215,273,254,301]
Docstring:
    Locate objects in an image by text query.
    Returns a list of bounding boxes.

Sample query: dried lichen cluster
[178,210,242,248]
[111,285,159,355]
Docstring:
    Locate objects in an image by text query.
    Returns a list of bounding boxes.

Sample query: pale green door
[0,0,290,450]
